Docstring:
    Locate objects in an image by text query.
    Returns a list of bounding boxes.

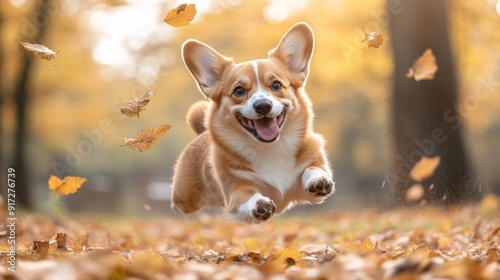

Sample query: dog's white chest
[231,133,308,196]
[251,150,299,195]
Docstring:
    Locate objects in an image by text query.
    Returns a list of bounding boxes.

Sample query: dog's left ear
[269,22,314,83]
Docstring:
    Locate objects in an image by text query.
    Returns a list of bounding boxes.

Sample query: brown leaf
[122,124,172,152]
[163,3,197,27]
[409,156,441,182]
[54,233,67,248]
[48,175,87,195]
[20,42,59,63]
[361,28,384,48]
[120,91,155,118]
[407,49,438,81]
[33,241,50,255]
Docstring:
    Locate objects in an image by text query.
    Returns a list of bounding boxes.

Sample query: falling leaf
[122,124,172,152]
[409,156,441,182]
[406,49,438,81]
[361,28,384,48]
[163,3,197,27]
[406,184,425,201]
[48,175,87,195]
[120,91,155,118]
[20,42,59,64]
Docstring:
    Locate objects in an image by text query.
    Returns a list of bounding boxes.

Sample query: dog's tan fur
[171,23,335,223]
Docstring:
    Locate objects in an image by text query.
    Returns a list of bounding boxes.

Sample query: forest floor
[1,195,499,280]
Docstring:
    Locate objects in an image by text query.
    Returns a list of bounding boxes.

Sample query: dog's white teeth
[248,120,254,128]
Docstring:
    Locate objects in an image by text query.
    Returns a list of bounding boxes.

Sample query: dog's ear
[269,22,314,83]
[182,40,233,99]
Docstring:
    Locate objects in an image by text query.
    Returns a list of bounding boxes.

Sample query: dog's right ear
[182,40,233,99]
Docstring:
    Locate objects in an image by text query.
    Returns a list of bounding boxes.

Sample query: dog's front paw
[231,194,276,223]
[252,198,277,221]
[306,176,334,197]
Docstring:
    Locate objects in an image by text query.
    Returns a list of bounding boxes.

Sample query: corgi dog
[171,22,335,223]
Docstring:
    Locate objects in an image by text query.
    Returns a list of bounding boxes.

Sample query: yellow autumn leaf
[122,124,172,152]
[409,156,441,182]
[163,3,197,27]
[407,49,438,81]
[361,28,384,48]
[358,238,375,253]
[48,175,87,195]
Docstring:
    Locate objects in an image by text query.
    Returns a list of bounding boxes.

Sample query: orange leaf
[361,28,384,48]
[48,175,87,195]
[407,49,438,81]
[163,3,197,27]
[409,156,441,182]
[120,91,155,118]
[122,124,172,152]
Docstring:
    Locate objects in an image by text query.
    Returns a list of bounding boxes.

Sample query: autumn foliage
[1,197,499,279]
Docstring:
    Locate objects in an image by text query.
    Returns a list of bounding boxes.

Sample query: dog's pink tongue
[254,117,279,141]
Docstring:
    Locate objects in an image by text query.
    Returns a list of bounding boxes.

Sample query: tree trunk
[13,0,53,209]
[0,6,4,197]
[387,0,478,205]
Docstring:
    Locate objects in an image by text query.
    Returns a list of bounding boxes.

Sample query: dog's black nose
[254,100,272,115]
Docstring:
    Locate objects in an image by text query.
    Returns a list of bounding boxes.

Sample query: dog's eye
[270,81,282,92]
[233,86,246,97]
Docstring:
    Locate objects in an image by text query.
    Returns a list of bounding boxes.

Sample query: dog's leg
[302,166,335,202]
[227,187,276,223]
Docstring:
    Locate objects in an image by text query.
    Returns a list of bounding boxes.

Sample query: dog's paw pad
[252,199,276,221]
[307,177,334,197]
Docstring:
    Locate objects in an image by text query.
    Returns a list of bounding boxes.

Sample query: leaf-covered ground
[1,195,499,280]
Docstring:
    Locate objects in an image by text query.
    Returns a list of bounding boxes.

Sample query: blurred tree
[0,6,4,196]
[387,0,479,205]
[13,0,54,209]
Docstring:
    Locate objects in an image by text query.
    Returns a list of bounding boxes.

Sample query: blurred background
[1,0,499,215]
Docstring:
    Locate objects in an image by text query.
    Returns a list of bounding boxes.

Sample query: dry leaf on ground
[2,202,499,279]
[122,124,172,152]
[120,91,155,118]
[20,42,59,63]
[361,28,384,48]
[53,233,67,248]
[409,156,441,181]
[48,175,87,195]
[163,3,197,27]
[407,49,438,81]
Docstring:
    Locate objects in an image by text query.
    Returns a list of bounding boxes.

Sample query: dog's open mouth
[236,111,286,143]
